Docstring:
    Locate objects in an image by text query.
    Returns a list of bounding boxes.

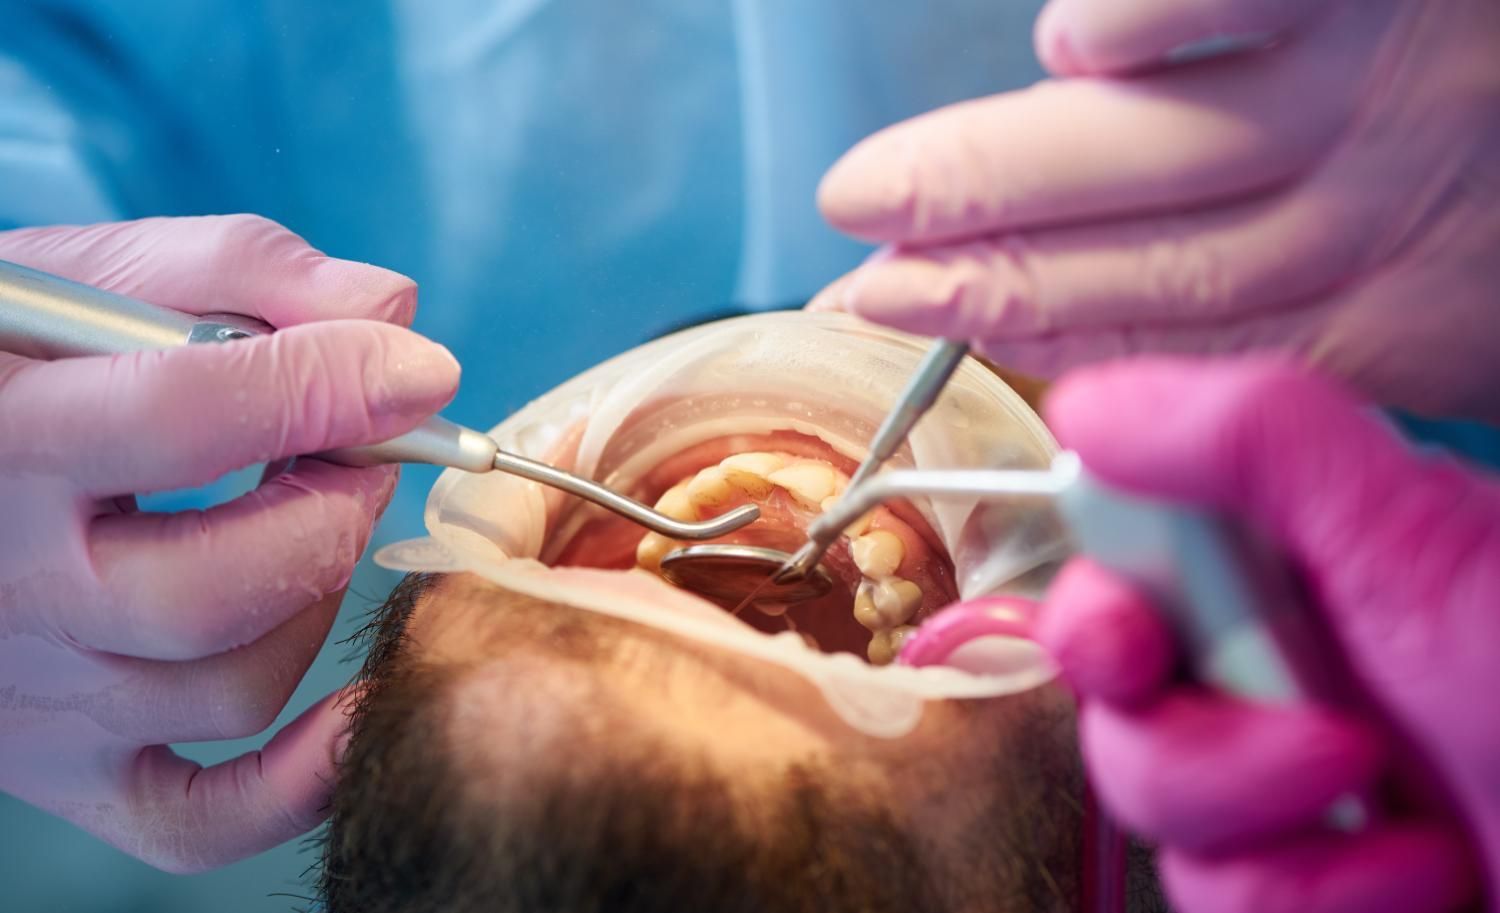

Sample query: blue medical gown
[0,6,1050,906]
[1,3,1497,909]
[1,0,1054,538]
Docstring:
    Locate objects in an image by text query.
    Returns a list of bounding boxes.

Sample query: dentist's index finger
[82,460,394,661]
[0,319,459,497]
[110,690,354,873]
[1041,356,1497,601]
[838,175,1366,339]
[1034,0,1322,76]
[0,214,418,327]
[818,2,1380,246]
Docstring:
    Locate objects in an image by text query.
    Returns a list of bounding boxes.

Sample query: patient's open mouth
[553,430,958,663]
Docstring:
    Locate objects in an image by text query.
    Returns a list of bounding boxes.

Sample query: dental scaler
[659,337,970,606]
[0,259,759,541]
[821,454,1378,827]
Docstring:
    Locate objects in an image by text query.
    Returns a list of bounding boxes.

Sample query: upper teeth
[765,463,839,508]
[654,482,697,521]
[639,450,926,665]
[685,466,738,508]
[851,530,904,580]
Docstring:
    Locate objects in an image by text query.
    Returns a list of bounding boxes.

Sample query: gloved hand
[812,0,1500,421]
[1034,356,1493,913]
[0,215,459,872]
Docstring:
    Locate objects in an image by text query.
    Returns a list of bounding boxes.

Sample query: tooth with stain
[874,578,922,625]
[852,530,904,580]
[866,624,920,666]
[634,449,935,665]
[853,579,922,630]
[685,466,737,508]
[866,629,897,665]
[766,462,839,509]
[655,482,697,521]
[719,453,785,497]
[887,625,918,659]
[635,532,676,573]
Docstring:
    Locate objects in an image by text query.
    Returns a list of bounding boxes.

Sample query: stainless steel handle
[320,416,498,473]
[0,258,475,470]
[0,259,761,539]
[0,259,269,356]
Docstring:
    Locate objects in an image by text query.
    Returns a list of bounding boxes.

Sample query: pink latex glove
[813,0,1500,421]
[1034,356,1493,913]
[0,216,459,872]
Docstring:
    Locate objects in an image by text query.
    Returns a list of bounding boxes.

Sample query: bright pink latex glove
[0,216,459,872]
[1034,356,1493,913]
[813,0,1500,421]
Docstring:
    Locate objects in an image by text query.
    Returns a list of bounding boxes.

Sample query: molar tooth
[851,530,903,579]
[767,462,839,508]
[685,467,736,508]
[821,496,874,537]
[720,452,786,477]
[654,483,697,521]
[635,533,675,573]
[867,630,896,666]
[718,455,779,498]
[853,582,882,632]
[870,578,922,627]
[888,625,918,658]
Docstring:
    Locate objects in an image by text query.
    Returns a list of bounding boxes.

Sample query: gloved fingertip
[843,257,968,337]
[1159,825,1479,913]
[329,683,367,765]
[1034,2,1092,76]
[805,274,853,313]
[303,256,420,328]
[258,691,352,822]
[371,327,462,419]
[1082,694,1388,852]
[817,137,915,240]
[1037,559,1173,704]
[1043,359,1200,463]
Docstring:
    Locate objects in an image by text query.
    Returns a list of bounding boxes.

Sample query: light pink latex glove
[1033,356,1493,913]
[813,0,1500,421]
[0,216,460,872]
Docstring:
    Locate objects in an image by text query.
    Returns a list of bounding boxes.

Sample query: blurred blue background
[0,1,1051,910]
[6,3,1498,911]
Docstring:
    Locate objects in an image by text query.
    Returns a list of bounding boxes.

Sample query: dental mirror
[659,544,834,606]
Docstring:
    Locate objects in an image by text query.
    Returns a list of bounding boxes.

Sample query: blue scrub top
[1,0,1493,535]
[0,0,1055,536]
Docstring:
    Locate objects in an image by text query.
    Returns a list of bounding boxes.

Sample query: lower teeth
[636,449,928,664]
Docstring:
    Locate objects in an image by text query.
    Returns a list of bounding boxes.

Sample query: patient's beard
[553,429,957,663]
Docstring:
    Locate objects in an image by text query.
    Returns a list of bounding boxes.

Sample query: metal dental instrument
[773,338,970,585]
[812,452,1377,828]
[655,338,971,606]
[0,259,759,542]
[658,545,835,606]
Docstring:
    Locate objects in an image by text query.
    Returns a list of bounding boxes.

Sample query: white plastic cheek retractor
[377,312,1071,738]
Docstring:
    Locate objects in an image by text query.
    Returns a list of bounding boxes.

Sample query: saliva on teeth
[636,450,925,665]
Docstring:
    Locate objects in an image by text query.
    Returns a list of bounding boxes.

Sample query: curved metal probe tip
[772,461,1077,584]
[492,450,760,540]
[769,338,971,585]
[660,545,834,605]
[771,536,833,585]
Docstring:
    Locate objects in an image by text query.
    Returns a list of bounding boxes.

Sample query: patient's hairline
[323,571,1170,913]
